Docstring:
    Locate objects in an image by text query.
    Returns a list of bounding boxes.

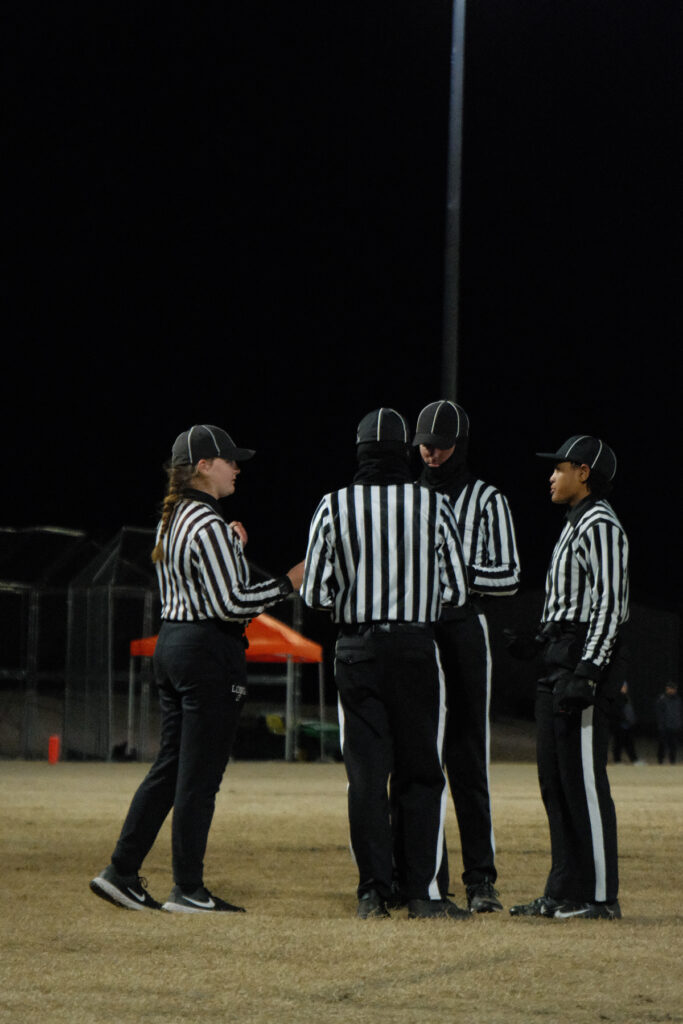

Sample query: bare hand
[286,560,305,591]
[230,521,248,546]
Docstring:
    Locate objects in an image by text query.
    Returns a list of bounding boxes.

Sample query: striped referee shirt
[449,478,520,595]
[156,490,291,622]
[302,483,468,623]
[542,497,629,675]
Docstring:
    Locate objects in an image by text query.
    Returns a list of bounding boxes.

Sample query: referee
[509,435,629,920]
[91,424,304,913]
[413,400,520,912]
[302,408,471,920]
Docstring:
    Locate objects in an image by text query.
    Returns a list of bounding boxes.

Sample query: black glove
[503,628,544,661]
[553,674,597,714]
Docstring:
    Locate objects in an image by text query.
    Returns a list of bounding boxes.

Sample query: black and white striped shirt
[302,484,468,623]
[156,492,291,622]
[450,479,520,595]
[542,497,629,674]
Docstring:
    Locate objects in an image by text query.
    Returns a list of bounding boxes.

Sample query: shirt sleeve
[469,491,521,595]
[575,519,629,678]
[192,521,292,619]
[301,496,338,612]
[437,498,468,608]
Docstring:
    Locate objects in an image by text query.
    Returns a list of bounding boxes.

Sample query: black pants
[335,626,448,902]
[536,688,618,904]
[657,730,678,764]
[436,610,495,888]
[112,620,247,890]
[612,725,638,763]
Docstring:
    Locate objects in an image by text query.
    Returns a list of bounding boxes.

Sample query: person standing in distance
[302,409,471,921]
[90,424,304,913]
[412,400,520,913]
[509,435,629,920]
[655,683,682,764]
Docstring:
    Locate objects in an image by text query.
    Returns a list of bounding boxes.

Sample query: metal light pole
[441,0,467,402]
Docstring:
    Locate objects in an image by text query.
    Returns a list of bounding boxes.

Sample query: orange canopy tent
[129,614,322,663]
[128,614,324,761]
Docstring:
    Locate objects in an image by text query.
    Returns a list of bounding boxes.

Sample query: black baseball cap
[536,435,617,481]
[171,425,255,466]
[356,408,410,444]
[413,400,470,448]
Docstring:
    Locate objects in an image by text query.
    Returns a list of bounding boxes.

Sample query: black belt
[339,621,433,637]
[161,618,247,642]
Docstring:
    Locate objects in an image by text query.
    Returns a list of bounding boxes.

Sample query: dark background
[5,2,681,607]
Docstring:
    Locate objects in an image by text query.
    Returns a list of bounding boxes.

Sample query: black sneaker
[162,885,246,914]
[553,900,622,920]
[466,880,503,913]
[407,898,472,921]
[90,864,164,911]
[357,889,390,919]
[509,895,561,917]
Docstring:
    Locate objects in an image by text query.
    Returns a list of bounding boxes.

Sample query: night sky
[6,3,681,606]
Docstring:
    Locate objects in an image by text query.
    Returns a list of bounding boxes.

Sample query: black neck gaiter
[353,442,413,485]
[419,449,472,499]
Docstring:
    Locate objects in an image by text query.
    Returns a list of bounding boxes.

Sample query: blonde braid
[151,464,195,563]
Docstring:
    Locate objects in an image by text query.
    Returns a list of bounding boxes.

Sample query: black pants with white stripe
[112,620,246,891]
[536,686,618,904]
[436,609,496,888]
[335,626,448,902]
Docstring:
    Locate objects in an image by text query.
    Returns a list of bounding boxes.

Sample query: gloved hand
[503,628,544,661]
[553,674,597,714]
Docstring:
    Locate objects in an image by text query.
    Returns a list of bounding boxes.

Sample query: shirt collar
[565,494,597,527]
[183,488,225,518]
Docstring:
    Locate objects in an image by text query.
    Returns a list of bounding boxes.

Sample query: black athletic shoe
[357,889,390,919]
[509,895,561,917]
[466,880,503,913]
[407,898,472,921]
[553,900,622,920]
[90,864,164,911]
[162,885,246,914]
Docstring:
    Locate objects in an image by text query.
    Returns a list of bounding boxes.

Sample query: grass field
[1,758,681,1024]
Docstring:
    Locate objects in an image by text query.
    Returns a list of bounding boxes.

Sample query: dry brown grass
[1,759,682,1024]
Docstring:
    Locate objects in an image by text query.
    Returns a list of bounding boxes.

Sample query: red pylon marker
[48,735,61,764]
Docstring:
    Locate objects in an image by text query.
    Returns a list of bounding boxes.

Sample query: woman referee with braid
[90,425,304,913]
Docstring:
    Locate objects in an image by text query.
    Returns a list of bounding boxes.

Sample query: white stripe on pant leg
[479,612,496,860]
[428,640,449,900]
[580,706,607,902]
[336,692,357,865]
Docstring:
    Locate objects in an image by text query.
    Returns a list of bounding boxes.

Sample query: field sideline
[1,759,681,1024]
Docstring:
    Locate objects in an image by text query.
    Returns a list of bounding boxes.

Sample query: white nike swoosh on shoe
[182,896,215,909]
[127,888,147,903]
[554,907,591,918]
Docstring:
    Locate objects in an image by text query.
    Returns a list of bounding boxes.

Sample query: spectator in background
[611,683,643,765]
[655,684,682,764]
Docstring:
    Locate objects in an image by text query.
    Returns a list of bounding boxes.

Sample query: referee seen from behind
[508,435,629,920]
[90,424,304,913]
[302,409,471,920]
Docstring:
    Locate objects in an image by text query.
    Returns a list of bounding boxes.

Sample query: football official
[413,400,520,913]
[509,435,629,920]
[302,409,471,921]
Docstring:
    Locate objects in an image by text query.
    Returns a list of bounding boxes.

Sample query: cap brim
[535,451,563,461]
[231,447,255,462]
[413,432,456,448]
